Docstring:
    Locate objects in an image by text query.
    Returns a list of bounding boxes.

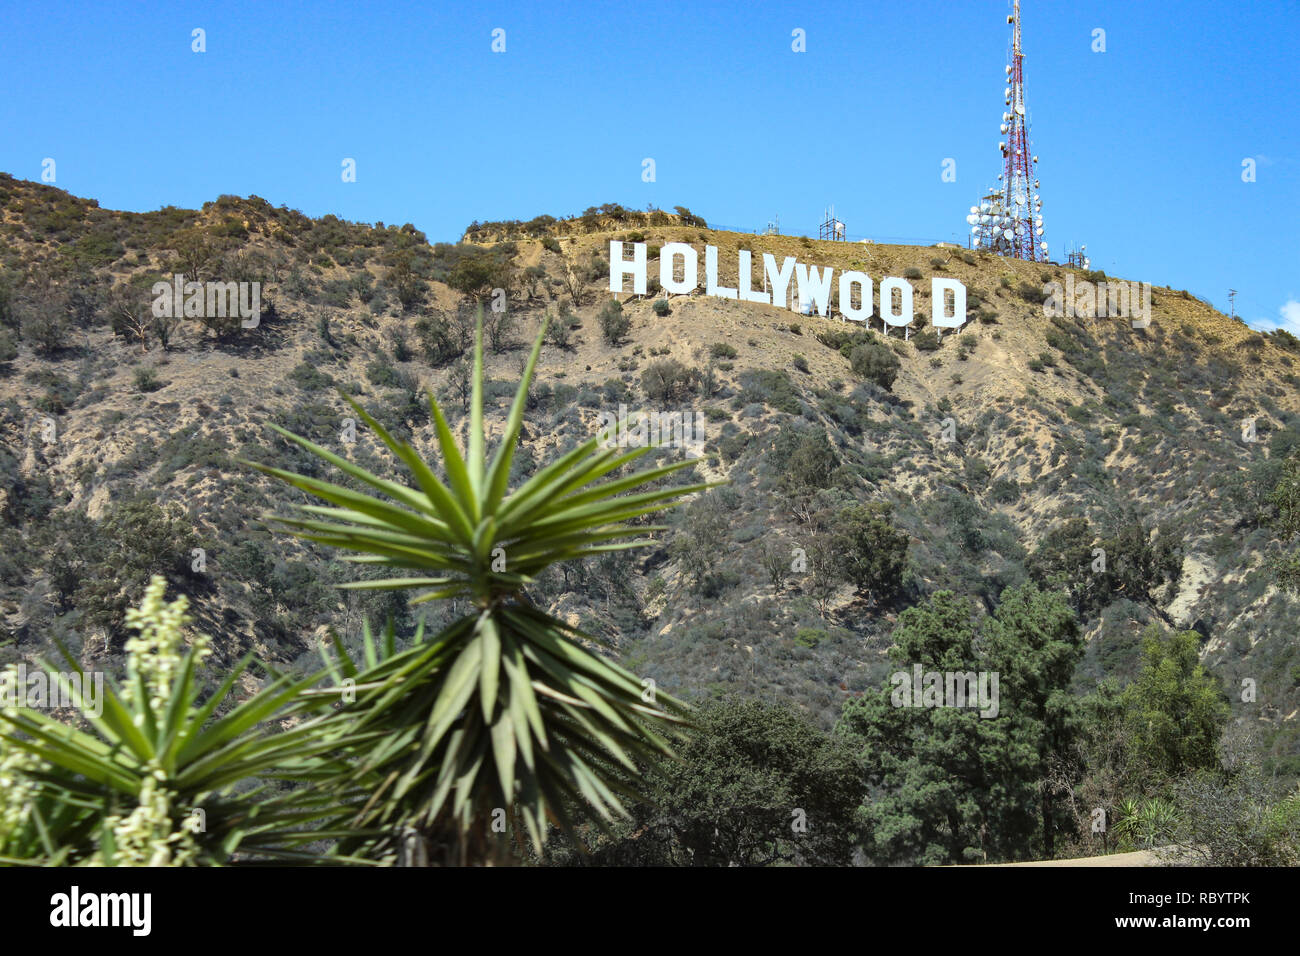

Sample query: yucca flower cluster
[123,577,212,714]
[100,771,200,867]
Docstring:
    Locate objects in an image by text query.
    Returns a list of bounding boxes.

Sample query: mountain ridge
[1,172,1297,775]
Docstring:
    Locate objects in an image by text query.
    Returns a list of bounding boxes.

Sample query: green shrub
[794,627,828,648]
[912,329,940,351]
[738,369,801,414]
[599,299,630,345]
[365,360,401,388]
[1018,282,1047,304]
[289,362,335,392]
[133,367,163,393]
[641,359,700,402]
[849,341,900,390]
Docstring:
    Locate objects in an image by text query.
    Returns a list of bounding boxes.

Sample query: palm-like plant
[1113,795,1179,850]
[245,309,709,862]
[0,577,378,865]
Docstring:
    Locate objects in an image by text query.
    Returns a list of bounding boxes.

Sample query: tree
[108,283,155,351]
[446,357,471,411]
[168,228,220,284]
[849,340,900,390]
[831,502,908,606]
[1121,625,1229,782]
[1171,763,1300,866]
[1026,517,1096,611]
[521,264,547,299]
[446,247,513,304]
[980,583,1085,858]
[413,313,463,366]
[838,584,1082,864]
[483,306,515,354]
[670,494,731,596]
[1027,513,1181,617]
[759,538,789,591]
[543,307,573,350]
[776,429,839,497]
[247,308,708,863]
[673,205,706,228]
[641,358,699,402]
[560,262,588,306]
[599,298,630,345]
[559,699,863,866]
[19,298,69,356]
[805,538,841,614]
[386,251,428,311]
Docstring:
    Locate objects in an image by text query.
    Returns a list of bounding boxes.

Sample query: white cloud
[1283,300,1300,332]
[1251,299,1300,335]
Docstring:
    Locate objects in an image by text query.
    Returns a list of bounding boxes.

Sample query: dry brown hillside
[1,176,1297,776]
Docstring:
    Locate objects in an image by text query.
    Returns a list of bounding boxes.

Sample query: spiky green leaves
[0,578,376,865]
[248,306,711,857]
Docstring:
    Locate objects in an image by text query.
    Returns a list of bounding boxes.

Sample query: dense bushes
[44,498,200,636]
[641,359,700,403]
[849,340,900,390]
[829,502,909,605]
[599,298,630,345]
[551,699,863,866]
[1027,513,1182,618]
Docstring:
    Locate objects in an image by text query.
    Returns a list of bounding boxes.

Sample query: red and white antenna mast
[967,0,1048,261]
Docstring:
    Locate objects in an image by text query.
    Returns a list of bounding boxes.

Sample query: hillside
[1,171,1298,787]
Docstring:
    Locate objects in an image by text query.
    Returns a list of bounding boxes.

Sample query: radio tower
[967,0,1048,261]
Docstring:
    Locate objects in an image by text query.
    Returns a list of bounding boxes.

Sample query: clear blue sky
[2,0,1296,331]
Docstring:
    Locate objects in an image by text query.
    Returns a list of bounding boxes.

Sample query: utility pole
[1228,289,1238,321]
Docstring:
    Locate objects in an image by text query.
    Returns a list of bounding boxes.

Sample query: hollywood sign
[608,241,968,331]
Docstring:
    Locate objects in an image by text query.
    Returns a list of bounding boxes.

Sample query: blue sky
[2,0,1296,331]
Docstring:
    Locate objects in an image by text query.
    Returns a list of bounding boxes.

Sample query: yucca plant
[0,577,380,865]
[1113,795,1179,850]
[245,308,710,862]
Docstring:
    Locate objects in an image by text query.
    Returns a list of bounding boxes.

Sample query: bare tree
[760,539,790,591]
[108,284,156,352]
[561,262,588,307]
[447,359,472,412]
[169,228,220,284]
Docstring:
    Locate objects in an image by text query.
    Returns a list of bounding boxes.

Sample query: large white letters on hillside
[610,241,967,331]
